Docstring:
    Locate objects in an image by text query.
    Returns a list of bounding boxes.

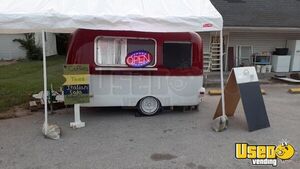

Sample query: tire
[138,96,161,116]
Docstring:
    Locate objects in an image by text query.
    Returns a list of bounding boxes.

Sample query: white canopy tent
[0,0,225,132]
[0,0,222,33]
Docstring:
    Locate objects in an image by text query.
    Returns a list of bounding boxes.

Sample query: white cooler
[271,55,291,72]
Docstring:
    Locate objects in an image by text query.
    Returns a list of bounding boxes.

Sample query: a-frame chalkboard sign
[213,67,270,132]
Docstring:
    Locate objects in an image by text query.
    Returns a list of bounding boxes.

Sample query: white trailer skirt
[81,75,204,107]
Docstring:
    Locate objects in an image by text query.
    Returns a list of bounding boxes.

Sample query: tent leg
[42,30,48,134]
[220,30,226,117]
[70,104,85,129]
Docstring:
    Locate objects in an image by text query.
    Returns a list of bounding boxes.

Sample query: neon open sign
[125,50,152,68]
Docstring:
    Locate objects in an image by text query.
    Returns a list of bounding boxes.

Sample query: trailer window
[95,37,156,66]
[163,42,192,68]
[127,39,156,66]
[96,38,127,65]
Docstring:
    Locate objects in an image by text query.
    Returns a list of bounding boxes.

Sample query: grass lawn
[0,55,66,113]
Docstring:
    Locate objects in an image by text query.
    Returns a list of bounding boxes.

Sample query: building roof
[211,0,300,28]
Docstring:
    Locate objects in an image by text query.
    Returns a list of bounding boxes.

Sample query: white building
[0,32,57,60]
[200,0,300,72]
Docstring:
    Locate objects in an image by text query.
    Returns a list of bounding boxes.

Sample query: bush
[13,33,43,60]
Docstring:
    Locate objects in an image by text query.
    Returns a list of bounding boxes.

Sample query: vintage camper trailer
[66,29,204,115]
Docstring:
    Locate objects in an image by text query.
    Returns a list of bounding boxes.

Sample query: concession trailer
[0,0,224,128]
[67,29,205,115]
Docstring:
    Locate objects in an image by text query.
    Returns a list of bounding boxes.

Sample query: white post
[70,104,85,128]
[220,30,226,117]
[42,30,48,133]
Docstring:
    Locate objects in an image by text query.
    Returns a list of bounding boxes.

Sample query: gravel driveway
[0,84,299,169]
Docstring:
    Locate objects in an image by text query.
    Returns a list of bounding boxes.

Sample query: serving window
[163,42,192,68]
[95,37,156,67]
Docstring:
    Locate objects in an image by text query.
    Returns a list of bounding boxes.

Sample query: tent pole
[220,30,226,118]
[42,30,48,134]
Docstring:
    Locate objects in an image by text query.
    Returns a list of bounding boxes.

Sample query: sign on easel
[63,64,90,105]
[213,67,270,131]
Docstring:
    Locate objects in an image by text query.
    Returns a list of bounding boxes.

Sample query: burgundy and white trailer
[67,29,205,115]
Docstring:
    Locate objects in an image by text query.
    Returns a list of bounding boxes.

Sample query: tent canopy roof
[0,0,222,33]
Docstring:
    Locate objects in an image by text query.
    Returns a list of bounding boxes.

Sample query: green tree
[13,33,42,60]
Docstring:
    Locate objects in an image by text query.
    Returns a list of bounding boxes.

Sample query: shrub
[13,33,43,60]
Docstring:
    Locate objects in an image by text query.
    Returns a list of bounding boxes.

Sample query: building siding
[228,32,300,55]
[35,32,57,57]
[200,32,300,55]
[199,32,300,70]
[0,33,57,60]
[0,34,26,60]
[198,32,210,53]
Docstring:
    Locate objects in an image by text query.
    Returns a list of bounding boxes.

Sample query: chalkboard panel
[163,43,192,68]
[239,82,270,131]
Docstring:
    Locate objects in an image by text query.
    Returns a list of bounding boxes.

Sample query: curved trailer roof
[0,0,222,33]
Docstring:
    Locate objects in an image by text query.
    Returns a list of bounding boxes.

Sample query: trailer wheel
[138,96,161,116]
